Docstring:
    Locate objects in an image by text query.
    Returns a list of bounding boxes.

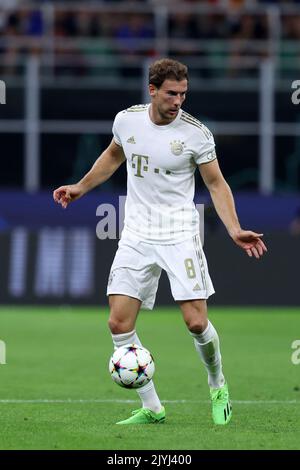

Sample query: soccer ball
[109,343,155,389]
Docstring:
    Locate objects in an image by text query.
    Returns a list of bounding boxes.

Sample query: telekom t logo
[131,154,149,178]
[0,80,6,104]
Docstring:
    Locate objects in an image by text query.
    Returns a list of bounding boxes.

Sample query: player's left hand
[231,230,268,259]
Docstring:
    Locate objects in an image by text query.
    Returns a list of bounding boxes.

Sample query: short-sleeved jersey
[113,104,216,244]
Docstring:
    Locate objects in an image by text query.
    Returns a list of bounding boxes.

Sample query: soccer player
[53,58,267,426]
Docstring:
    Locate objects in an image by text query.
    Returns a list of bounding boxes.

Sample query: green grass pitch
[0,306,300,450]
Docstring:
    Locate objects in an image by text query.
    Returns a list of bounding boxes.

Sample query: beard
[158,105,179,122]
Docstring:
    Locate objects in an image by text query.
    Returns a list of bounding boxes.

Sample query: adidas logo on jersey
[127,136,136,144]
[193,283,201,291]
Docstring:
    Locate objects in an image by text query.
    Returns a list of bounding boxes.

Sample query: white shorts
[106,233,215,310]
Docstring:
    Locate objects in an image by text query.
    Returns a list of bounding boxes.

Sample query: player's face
[149,79,188,124]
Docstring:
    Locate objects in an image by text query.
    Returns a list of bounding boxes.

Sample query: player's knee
[185,318,208,334]
[108,316,133,335]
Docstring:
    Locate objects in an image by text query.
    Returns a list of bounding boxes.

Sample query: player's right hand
[53,184,83,209]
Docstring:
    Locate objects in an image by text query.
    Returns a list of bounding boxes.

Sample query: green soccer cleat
[210,383,232,425]
[116,407,166,425]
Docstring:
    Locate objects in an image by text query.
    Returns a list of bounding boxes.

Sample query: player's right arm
[53,138,125,209]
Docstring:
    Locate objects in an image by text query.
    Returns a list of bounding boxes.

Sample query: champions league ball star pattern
[109,344,155,389]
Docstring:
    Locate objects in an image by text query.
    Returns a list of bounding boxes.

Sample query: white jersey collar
[146,104,182,130]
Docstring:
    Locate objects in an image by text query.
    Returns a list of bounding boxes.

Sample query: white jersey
[113,104,216,244]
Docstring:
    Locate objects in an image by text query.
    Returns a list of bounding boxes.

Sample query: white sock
[111,329,163,413]
[190,321,225,389]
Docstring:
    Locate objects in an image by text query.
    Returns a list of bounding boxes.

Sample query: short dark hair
[149,58,188,89]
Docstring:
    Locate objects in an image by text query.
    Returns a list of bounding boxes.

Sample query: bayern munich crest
[170,140,185,156]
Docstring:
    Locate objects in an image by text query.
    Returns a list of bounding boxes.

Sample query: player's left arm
[198,159,267,259]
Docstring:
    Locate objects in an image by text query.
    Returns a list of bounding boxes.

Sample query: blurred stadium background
[0,0,299,307]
